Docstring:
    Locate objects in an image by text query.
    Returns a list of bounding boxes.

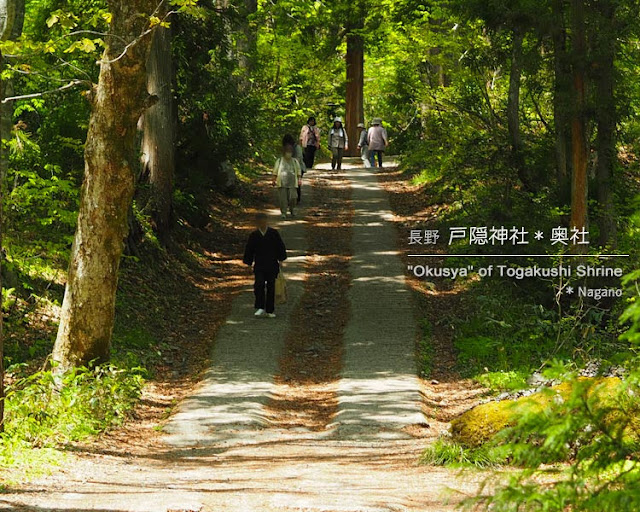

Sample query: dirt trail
[162,197,309,448]
[335,166,426,441]
[0,162,482,512]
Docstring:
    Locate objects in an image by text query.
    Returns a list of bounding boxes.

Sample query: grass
[417,319,434,378]
[420,438,506,469]
[0,364,144,481]
[474,370,529,392]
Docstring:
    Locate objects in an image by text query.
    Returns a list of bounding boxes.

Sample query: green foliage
[0,364,143,478]
[0,363,142,478]
[475,370,528,392]
[3,364,144,449]
[620,269,640,345]
[451,279,624,392]
[458,282,640,510]
[421,438,506,469]
[417,318,433,378]
[464,371,640,511]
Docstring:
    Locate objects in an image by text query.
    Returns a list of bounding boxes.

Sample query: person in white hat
[356,122,371,168]
[328,117,348,170]
[367,117,388,168]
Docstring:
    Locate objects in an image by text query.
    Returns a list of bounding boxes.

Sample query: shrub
[2,364,144,451]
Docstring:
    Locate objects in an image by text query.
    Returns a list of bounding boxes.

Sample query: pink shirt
[300,125,321,148]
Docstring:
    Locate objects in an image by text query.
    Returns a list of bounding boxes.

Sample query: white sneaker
[266,313,276,319]
[255,309,266,317]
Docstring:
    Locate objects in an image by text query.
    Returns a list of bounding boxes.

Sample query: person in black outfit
[243,213,287,318]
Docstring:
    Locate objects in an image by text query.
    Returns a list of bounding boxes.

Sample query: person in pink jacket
[299,116,321,170]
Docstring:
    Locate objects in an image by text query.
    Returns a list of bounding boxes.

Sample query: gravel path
[163,188,310,448]
[0,162,481,512]
[335,166,425,440]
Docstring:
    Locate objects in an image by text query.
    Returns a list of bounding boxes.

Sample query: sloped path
[162,203,309,448]
[335,166,425,440]
[0,162,481,512]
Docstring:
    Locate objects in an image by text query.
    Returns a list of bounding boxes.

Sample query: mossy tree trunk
[0,0,25,432]
[53,0,158,371]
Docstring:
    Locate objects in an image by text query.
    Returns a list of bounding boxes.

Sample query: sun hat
[372,117,382,125]
[334,116,343,123]
[357,122,365,128]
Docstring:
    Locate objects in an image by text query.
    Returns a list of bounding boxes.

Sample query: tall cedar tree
[569,0,588,235]
[141,20,176,239]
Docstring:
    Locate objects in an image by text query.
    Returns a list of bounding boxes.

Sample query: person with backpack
[367,117,388,168]
[243,213,287,319]
[328,117,348,170]
[273,135,302,218]
[356,122,370,168]
[300,116,320,170]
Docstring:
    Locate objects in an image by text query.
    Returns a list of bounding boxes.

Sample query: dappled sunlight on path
[335,165,426,440]
[0,160,483,512]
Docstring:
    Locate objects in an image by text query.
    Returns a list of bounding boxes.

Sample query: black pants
[303,145,317,170]
[254,270,277,313]
[331,147,344,169]
[370,150,384,168]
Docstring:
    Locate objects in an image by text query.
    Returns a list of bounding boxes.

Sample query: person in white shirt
[356,122,370,168]
[367,118,388,168]
[273,136,302,218]
[328,117,349,170]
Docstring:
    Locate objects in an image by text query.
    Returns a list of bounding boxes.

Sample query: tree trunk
[53,0,158,371]
[428,17,448,87]
[0,0,23,40]
[552,0,571,200]
[507,26,526,187]
[141,23,175,239]
[594,1,617,246]
[0,51,5,433]
[345,32,364,158]
[0,0,24,432]
[237,0,257,74]
[569,0,588,234]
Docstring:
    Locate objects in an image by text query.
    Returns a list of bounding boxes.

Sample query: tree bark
[345,32,364,157]
[0,0,23,40]
[141,23,175,238]
[551,0,571,200]
[594,1,617,246]
[569,0,588,235]
[0,50,5,433]
[236,0,257,74]
[0,0,24,432]
[53,0,158,371]
[507,26,526,188]
[428,17,448,87]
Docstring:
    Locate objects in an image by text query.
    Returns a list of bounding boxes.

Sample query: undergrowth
[1,364,144,483]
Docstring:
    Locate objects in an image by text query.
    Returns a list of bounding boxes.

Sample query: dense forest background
[1,0,640,509]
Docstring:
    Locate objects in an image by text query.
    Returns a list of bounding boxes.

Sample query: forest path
[336,165,426,439]
[0,161,481,512]
[162,195,309,448]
